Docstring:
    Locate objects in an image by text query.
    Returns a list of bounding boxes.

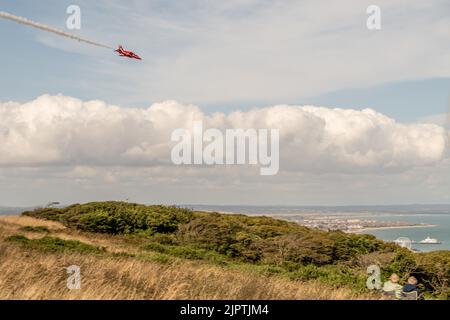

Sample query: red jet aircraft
[115,45,142,60]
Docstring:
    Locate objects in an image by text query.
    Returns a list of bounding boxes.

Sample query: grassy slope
[0,202,448,299]
[0,215,372,300]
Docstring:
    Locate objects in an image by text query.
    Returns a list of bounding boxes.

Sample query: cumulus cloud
[0,95,447,174]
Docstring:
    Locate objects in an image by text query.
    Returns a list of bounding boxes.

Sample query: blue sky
[1,0,449,122]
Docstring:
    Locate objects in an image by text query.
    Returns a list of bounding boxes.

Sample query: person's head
[407,276,418,285]
[389,274,399,283]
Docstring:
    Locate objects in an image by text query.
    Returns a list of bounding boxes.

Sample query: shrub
[288,264,368,292]
[24,202,194,235]
[20,226,50,233]
[414,251,450,299]
[6,235,105,254]
[22,207,63,221]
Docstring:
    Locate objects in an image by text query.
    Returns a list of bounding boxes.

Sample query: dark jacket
[403,284,418,293]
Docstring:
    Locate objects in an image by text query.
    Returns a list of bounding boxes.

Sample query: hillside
[0,202,448,299]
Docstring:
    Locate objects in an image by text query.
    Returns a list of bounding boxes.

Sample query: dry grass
[0,216,375,300]
[0,216,142,253]
[0,215,65,230]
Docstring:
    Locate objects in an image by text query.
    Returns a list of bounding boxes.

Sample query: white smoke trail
[0,11,113,49]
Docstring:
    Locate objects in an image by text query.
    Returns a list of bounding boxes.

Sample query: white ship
[419,236,441,244]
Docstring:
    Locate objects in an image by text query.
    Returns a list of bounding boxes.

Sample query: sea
[185,204,450,252]
[360,214,450,252]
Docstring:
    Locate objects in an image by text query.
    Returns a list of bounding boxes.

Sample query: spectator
[402,276,423,300]
[382,273,403,298]
[403,276,419,294]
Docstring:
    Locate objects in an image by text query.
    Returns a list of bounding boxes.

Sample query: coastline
[347,224,437,234]
[193,209,441,236]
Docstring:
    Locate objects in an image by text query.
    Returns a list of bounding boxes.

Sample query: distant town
[276,214,434,233]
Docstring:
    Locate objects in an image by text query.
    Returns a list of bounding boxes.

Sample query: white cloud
[418,113,450,127]
[0,94,447,174]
